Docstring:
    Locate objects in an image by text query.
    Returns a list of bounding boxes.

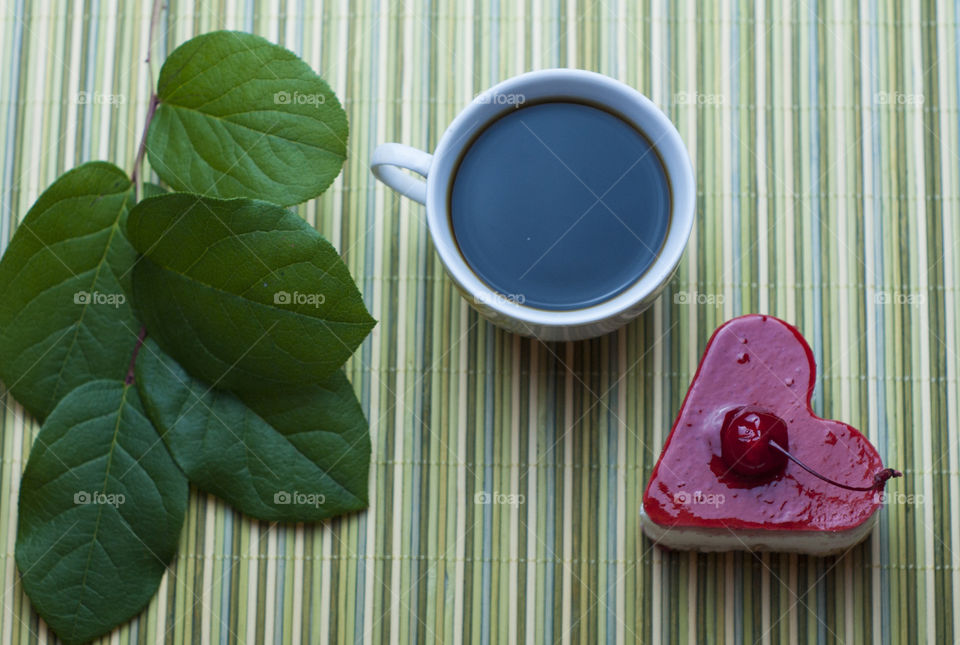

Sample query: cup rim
[425,68,695,330]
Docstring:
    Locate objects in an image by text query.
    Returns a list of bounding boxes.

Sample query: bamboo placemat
[0,0,957,643]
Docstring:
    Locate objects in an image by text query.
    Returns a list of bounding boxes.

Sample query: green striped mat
[1,0,957,642]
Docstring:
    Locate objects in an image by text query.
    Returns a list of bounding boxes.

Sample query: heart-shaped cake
[640,314,899,554]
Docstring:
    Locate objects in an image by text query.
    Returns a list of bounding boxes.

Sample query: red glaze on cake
[642,314,890,534]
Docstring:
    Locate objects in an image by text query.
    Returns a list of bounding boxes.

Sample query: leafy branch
[0,18,372,645]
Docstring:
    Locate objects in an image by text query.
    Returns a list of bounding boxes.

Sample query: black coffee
[450,101,671,311]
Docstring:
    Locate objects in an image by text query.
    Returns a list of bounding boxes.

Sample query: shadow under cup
[448,100,672,312]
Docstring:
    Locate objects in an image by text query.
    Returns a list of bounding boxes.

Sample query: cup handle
[370,143,433,205]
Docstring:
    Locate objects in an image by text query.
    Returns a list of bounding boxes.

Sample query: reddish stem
[125,326,148,385]
[130,93,158,192]
[130,0,165,195]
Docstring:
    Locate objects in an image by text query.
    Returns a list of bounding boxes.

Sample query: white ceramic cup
[370,69,694,341]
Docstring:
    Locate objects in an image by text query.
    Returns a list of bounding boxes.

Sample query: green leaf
[146,30,348,207]
[0,162,139,421]
[135,339,369,521]
[15,380,187,645]
[142,181,168,198]
[126,193,375,392]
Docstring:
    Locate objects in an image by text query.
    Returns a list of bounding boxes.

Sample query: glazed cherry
[720,405,903,490]
[720,407,789,477]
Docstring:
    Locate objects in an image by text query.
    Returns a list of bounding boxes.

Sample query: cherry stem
[769,440,902,491]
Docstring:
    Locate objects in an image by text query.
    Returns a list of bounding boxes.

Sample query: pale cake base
[639,505,877,556]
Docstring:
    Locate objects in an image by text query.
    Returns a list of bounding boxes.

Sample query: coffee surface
[450,101,671,311]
